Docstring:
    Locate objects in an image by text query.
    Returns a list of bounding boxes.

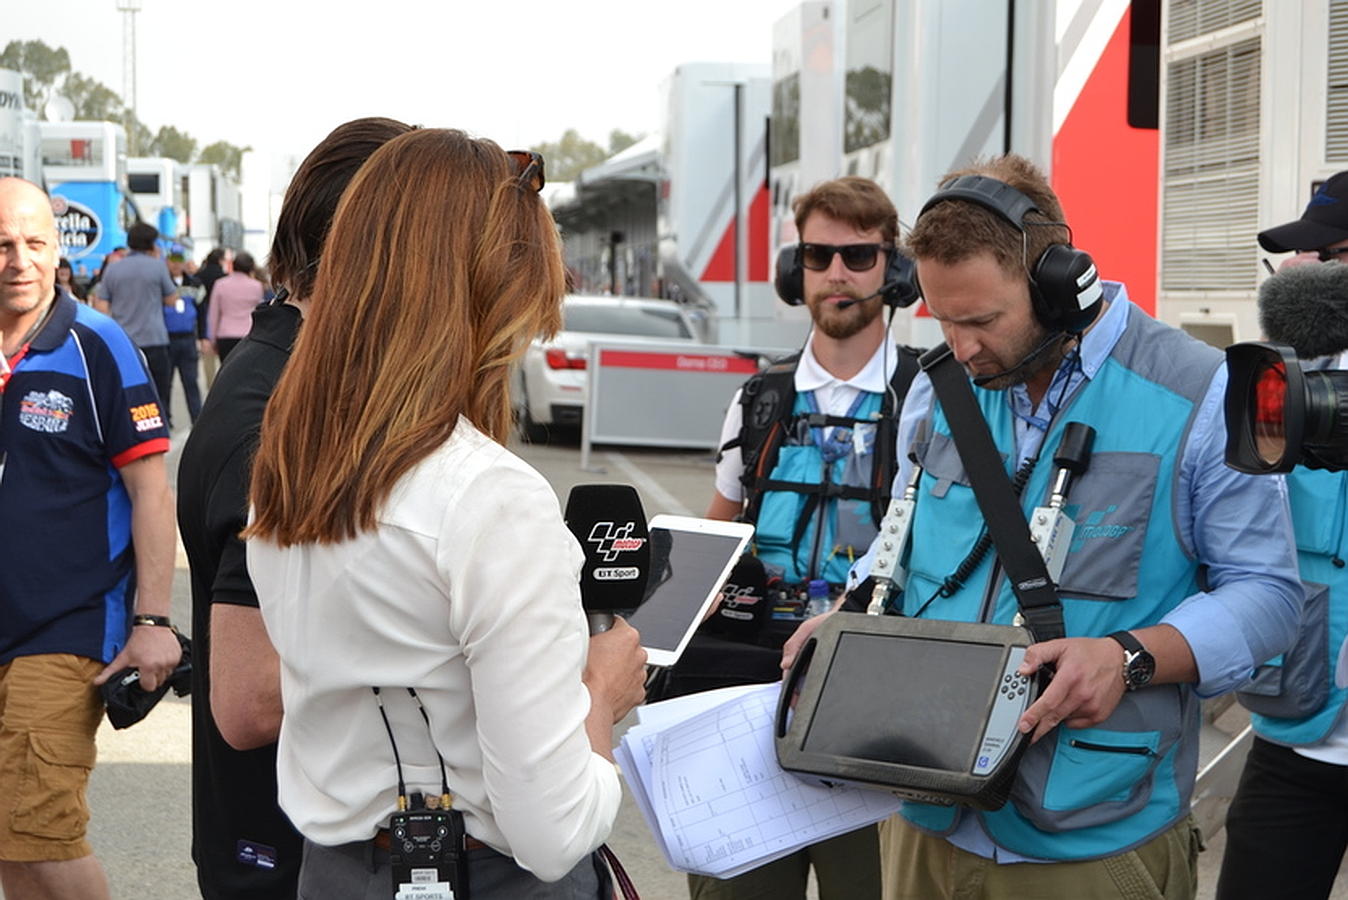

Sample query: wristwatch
[132,614,173,628]
[1106,631,1155,691]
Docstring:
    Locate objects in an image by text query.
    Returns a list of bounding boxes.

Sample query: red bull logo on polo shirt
[18,389,73,434]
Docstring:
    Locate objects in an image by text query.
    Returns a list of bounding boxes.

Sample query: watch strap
[1106,630,1143,655]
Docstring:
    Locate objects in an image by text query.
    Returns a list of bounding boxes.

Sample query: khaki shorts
[0,653,104,862]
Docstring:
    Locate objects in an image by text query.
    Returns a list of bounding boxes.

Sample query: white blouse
[249,417,621,881]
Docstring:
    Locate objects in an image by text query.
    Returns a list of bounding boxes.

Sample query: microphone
[835,276,919,311]
[1258,262,1348,359]
[564,484,651,634]
[971,330,1067,387]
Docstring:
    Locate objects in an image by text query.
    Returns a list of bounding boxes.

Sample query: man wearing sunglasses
[1215,175,1348,900]
[678,177,922,900]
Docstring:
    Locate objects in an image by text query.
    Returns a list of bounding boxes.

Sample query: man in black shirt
[177,117,412,900]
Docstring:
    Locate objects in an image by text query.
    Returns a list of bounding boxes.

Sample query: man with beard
[685,176,920,900]
[784,154,1302,899]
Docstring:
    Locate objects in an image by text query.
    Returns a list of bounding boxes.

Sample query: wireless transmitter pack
[389,806,467,899]
[775,613,1043,810]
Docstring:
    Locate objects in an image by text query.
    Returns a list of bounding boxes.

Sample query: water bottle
[805,579,832,618]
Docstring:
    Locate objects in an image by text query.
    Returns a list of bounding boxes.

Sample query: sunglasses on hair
[799,242,892,272]
[507,150,545,193]
[1317,246,1348,262]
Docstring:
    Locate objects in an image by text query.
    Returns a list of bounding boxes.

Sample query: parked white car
[515,294,700,439]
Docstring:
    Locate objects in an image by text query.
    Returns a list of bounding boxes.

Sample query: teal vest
[754,390,885,585]
[899,309,1221,860]
[1251,466,1348,745]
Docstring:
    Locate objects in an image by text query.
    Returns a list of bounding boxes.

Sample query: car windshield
[563,304,692,339]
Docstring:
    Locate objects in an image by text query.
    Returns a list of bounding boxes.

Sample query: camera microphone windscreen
[564,484,651,634]
[1259,262,1348,359]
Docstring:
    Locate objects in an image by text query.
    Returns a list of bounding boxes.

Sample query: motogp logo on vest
[586,522,647,562]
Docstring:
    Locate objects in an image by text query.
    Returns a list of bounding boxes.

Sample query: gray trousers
[297,837,609,900]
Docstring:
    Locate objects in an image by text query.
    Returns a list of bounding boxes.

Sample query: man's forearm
[127,466,176,617]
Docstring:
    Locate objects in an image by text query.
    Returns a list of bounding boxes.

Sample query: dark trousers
[167,333,202,424]
[1217,735,1348,899]
[687,825,880,900]
[140,343,173,425]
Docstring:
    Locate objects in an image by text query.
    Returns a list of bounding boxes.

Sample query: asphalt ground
[7,396,1348,899]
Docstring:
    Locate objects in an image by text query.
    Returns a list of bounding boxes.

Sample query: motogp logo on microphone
[586,522,647,562]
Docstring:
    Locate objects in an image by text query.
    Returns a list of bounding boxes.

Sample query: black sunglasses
[507,150,545,193]
[799,242,892,272]
[1317,246,1348,262]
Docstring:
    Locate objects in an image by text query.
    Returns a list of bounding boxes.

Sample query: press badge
[236,839,277,870]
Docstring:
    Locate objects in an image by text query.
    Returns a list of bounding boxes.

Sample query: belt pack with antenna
[775,344,1095,810]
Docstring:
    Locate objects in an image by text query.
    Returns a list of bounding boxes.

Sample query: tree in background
[530,128,646,182]
[198,140,252,180]
[0,39,69,114]
[151,126,196,163]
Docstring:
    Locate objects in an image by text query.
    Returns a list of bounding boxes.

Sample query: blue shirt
[853,283,1302,861]
[0,292,171,664]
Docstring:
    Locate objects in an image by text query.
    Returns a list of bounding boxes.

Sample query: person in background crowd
[206,251,263,363]
[0,177,180,900]
[57,256,87,301]
[91,224,177,414]
[1216,171,1348,900]
[178,116,414,900]
[164,251,204,427]
[246,129,647,898]
[88,246,127,294]
[196,248,231,387]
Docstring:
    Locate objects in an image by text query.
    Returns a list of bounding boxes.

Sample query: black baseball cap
[1259,172,1348,252]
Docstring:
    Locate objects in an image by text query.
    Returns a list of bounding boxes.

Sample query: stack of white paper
[615,682,903,879]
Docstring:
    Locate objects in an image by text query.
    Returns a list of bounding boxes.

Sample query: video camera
[1224,341,1348,473]
[1225,261,1348,473]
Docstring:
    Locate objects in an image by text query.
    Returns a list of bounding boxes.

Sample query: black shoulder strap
[920,343,1065,643]
[732,352,801,510]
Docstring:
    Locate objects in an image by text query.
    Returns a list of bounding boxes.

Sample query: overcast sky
[11,0,798,167]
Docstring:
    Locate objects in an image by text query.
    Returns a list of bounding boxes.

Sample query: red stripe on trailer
[1052,5,1159,317]
[748,185,770,281]
[599,350,760,374]
[701,185,773,283]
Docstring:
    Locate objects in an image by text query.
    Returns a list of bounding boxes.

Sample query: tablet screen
[622,521,752,665]
[801,633,1003,771]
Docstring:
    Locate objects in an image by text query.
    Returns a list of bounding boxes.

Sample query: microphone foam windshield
[1259,263,1348,359]
[564,484,651,615]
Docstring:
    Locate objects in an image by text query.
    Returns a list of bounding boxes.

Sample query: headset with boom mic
[916,174,1103,336]
[774,243,918,309]
[564,484,651,634]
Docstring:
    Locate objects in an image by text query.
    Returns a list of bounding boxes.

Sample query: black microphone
[971,330,1067,387]
[564,484,651,634]
[835,287,887,311]
[1258,262,1348,359]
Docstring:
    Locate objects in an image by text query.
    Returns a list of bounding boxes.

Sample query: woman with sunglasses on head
[245,129,647,899]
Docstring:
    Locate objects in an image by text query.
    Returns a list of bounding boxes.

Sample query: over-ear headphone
[917,174,1102,334]
[773,243,917,309]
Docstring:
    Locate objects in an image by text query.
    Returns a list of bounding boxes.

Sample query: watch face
[1125,651,1156,689]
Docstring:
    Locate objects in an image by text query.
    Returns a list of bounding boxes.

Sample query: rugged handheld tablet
[774,613,1043,810]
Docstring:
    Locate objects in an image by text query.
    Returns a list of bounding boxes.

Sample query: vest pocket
[1236,580,1330,719]
[1010,688,1181,832]
[1055,452,1159,602]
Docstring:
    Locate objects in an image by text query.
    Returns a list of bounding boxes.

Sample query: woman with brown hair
[245,129,647,898]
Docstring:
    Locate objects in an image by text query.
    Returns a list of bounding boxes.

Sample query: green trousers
[879,813,1203,900]
[686,824,881,900]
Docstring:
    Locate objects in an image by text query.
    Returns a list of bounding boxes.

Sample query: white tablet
[625,514,755,668]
